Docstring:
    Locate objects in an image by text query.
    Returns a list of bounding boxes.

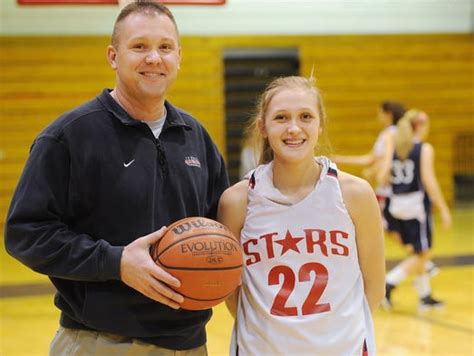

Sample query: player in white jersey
[378,110,451,312]
[218,76,385,355]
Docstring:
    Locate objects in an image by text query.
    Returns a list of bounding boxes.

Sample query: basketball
[150,216,243,310]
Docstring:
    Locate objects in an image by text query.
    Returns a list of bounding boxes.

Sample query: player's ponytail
[395,110,420,160]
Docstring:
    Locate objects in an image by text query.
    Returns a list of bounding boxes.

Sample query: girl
[380,110,451,311]
[333,102,439,278]
[218,76,385,355]
[332,101,405,242]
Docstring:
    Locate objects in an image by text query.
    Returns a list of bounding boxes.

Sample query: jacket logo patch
[184,156,201,168]
[123,159,135,168]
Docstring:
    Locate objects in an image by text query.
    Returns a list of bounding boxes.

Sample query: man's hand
[120,226,184,309]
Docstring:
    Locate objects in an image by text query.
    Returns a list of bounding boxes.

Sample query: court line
[387,309,474,335]
[386,253,474,269]
[0,282,55,298]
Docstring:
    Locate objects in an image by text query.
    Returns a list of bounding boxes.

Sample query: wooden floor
[1,207,473,355]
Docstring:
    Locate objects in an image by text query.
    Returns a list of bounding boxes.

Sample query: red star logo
[275,230,304,255]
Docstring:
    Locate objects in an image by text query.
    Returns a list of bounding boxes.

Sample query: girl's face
[259,87,322,164]
[378,108,392,126]
[415,113,430,141]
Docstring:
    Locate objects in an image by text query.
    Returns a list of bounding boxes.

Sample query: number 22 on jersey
[268,262,331,317]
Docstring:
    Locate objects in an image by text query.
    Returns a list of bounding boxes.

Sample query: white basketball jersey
[231,157,375,356]
[374,125,397,198]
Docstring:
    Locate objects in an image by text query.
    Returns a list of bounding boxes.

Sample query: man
[4,1,229,354]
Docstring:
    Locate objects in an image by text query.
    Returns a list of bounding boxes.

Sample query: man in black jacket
[4,1,229,354]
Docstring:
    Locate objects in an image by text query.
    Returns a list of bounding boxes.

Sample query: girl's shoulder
[337,171,376,205]
[218,180,249,234]
[337,171,379,221]
[219,180,249,211]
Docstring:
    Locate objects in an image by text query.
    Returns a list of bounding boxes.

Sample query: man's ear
[107,45,118,70]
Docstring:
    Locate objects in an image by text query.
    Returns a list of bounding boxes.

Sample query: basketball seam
[179,289,236,302]
[158,264,243,271]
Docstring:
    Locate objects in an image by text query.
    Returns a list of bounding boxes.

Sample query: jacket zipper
[151,138,168,232]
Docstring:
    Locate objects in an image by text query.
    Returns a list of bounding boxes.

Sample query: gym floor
[1,207,473,355]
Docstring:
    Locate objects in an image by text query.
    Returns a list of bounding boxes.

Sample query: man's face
[107,12,181,102]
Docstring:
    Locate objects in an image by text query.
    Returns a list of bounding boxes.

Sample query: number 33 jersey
[232,157,375,356]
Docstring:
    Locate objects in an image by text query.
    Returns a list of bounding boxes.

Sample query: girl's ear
[317,115,323,134]
[257,119,267,138]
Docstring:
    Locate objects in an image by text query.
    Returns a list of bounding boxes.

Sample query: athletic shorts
[394,215,432,253]
[380,196,400,234]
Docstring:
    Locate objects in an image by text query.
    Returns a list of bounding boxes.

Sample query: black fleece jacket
[5,89,229,349]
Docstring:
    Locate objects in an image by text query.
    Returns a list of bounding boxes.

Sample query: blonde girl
[218,76,385,355]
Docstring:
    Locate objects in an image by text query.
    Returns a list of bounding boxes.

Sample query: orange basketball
[150,216,243,310]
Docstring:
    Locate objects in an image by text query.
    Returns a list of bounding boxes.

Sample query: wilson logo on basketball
[172,219,228,235]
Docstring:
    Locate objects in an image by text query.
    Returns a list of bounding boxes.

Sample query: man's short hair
[111,0,179,47]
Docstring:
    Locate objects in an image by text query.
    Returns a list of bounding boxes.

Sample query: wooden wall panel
[1,34,472,227]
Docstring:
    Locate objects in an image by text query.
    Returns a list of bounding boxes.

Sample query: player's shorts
[380,196,400,234]
[394,214,432,253]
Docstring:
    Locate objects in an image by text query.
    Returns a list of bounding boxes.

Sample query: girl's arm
[339,172,386,314]
[331,153,374,166]
[376,129,396,186]
[217,180,248,319]
[420,143,452,229]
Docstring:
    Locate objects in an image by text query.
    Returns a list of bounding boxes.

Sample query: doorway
[223,48,300,184]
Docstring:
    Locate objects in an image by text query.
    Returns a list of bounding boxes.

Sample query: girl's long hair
[395,109,423,160]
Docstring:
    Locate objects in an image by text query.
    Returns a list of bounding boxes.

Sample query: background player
[333,102,439,276]
[332,100,405,241]
[380,109,451,311]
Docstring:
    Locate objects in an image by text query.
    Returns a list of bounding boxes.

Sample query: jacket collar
[98,89,191,131]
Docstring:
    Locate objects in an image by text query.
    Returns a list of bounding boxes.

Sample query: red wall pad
[18,0,225,5]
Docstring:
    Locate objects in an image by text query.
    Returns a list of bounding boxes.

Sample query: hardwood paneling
[1,34,472,226]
